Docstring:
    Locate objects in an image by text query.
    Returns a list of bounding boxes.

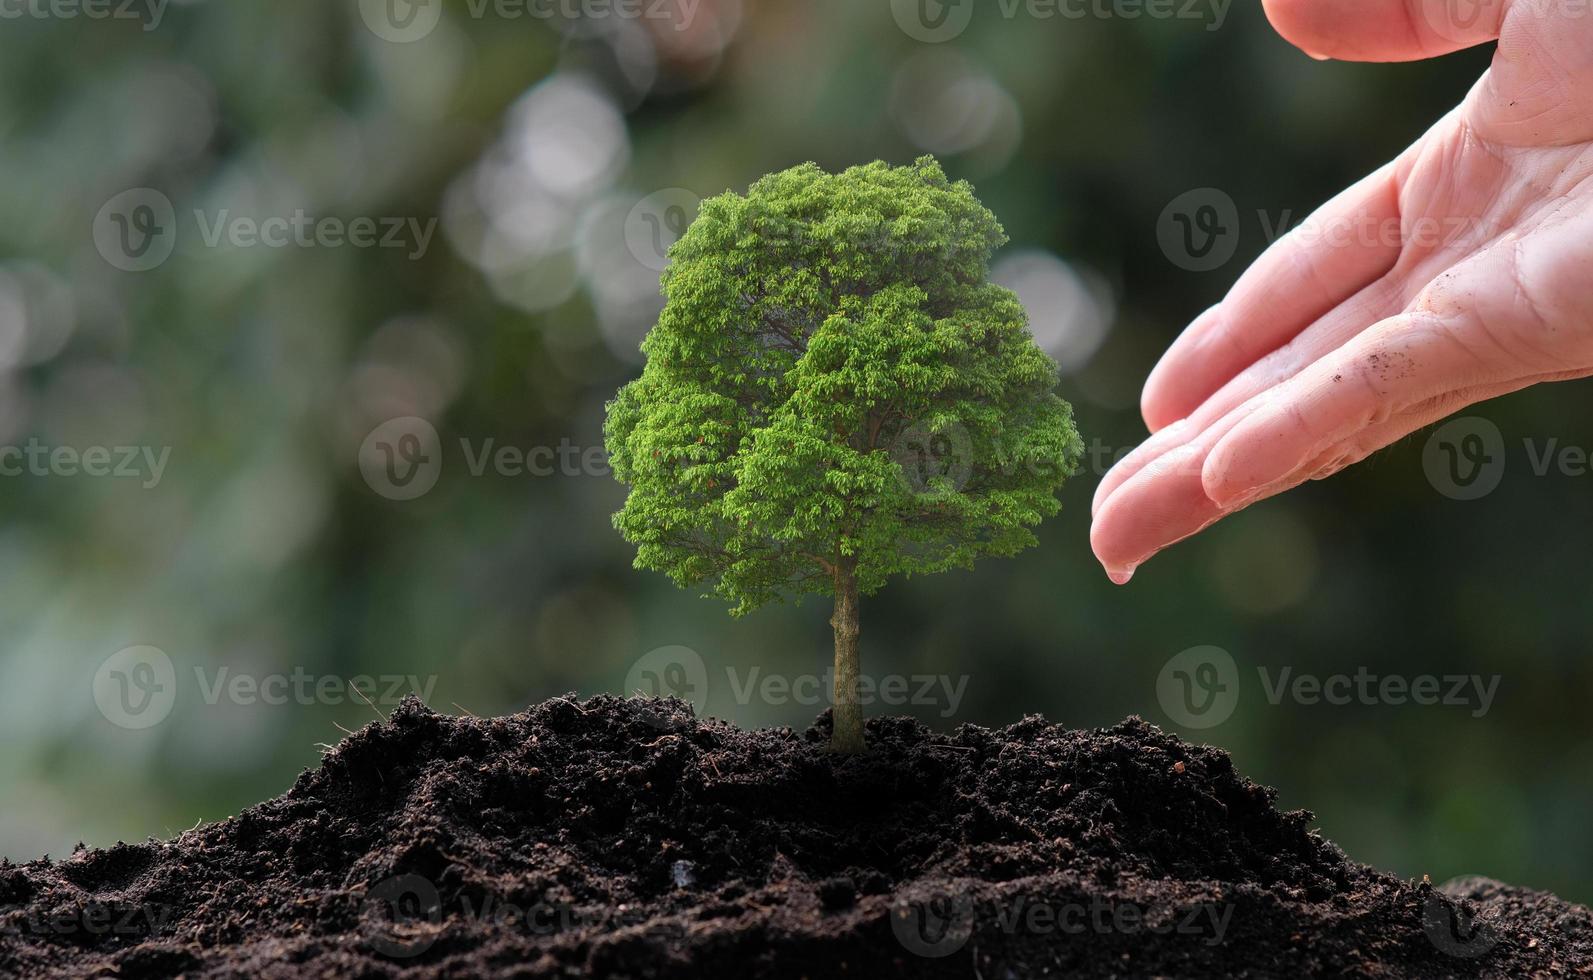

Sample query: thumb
[1262,0,1509,62]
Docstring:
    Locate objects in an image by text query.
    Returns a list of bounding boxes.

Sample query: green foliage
[606,157,1083,614]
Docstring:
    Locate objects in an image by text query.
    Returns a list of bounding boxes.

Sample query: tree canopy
[606,156,1083,615]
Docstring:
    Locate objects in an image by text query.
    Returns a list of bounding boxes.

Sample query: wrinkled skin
[1091,0,1593,582]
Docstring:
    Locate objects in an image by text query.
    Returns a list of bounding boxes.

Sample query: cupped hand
[1091,0,1593,583]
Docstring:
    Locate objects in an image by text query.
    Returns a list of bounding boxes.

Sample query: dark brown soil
[2,695,1588,978]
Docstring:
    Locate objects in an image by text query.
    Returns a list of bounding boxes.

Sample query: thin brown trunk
[830,561,864,753]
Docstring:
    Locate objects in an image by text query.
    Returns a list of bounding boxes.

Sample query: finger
[1142,163,1403,432]
[1091,445,1225,585]
[1092,371,1552,584]
[1207,220,1593,500]
[1290,375,1558,483]
[1093,371,1330,580]
[1262,0,1510,63]
[1091,417,1197,518]
[1096,273,1403,518]
[1201,310,1519,507]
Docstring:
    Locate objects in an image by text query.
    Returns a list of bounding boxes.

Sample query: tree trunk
[830,562,864,753]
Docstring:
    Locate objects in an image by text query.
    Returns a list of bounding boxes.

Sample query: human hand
[1090,0,1593,584]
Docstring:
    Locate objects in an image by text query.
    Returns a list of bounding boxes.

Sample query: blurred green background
[2,0,1589,906]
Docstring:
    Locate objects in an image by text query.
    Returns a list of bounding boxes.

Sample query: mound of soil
[2,696,1588,978]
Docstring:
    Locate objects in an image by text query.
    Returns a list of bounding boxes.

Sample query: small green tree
[606,157,1083,752]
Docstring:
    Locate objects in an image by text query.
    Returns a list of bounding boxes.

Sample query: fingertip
[1089,486,1125,567]
[1261,0,1498,63]
[1200,433,1253,508]
[1088,496,1112,562]
[1260,0,1322,57]
[1202,418,1305,511]
[1200,439,1230,504]
[1089,497,1138,585]
[1139,305,1226,433]
[1139,367,1184,435]
[1090,442,1207,578]
[1201,468,1244,512]
[1090,458,1120,519]
[1260,0,1356,60]
[1139,342,1183,433]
